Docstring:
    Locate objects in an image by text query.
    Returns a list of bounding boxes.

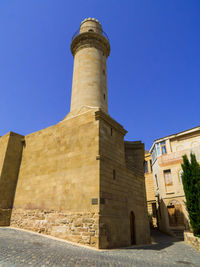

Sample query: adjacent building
[149,126,200,237]
[144,152,157,228]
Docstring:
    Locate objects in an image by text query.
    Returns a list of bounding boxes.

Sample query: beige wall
[70,47,108,114]
[10,110,100,247]
[6,109,150,248]
[13,110,100,212]
[144,153,157,227]
[145,153,156,203]
[170,130,200,152]
[125,141,144,171]
[97,112,150,248]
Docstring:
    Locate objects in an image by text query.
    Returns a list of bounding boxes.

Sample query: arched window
[130,211,136,245]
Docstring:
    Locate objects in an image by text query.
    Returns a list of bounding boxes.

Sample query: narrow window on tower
[113,169,116,180]
[111,127,113,136]
[104,94,106,100]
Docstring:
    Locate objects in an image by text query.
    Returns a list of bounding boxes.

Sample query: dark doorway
[130,211,136,245]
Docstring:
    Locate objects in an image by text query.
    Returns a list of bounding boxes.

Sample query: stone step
[171,229,184,240]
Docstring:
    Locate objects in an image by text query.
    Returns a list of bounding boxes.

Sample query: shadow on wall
[0,133,25,227]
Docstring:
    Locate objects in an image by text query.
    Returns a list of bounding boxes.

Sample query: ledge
[95,110,127,136]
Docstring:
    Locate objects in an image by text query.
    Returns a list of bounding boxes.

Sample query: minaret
[70,18,110,115]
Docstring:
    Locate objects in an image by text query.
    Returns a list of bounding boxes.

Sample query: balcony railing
[72,26,109,41]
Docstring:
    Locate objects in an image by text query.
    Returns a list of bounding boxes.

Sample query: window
[164,169,173,193]
[104,94,106,100]
[151,147,157,162]
[113,169,116,180]
[111,128,113,136]
[152,141,167,161]
[156,143,161,156]
[144,161,148,173]
[160,141,167,154]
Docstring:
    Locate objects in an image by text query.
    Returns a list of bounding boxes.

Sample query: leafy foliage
[181,153,200,236]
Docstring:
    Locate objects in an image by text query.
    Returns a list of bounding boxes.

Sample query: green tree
[181,153,200,236]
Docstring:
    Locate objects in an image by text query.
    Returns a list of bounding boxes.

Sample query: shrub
[181,153,200,236]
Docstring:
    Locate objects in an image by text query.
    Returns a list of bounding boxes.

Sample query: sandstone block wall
[125,141,144,171]
[11,208,98,247]
[70,46,108,114]
[10,110,100,248]
[184,232,200,251]
[0,109,150,249]
[96,111,150,248]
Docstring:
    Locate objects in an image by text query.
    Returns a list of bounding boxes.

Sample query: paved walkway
[0,228,200,267]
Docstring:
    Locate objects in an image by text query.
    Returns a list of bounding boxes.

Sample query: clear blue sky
[0,0,200,150]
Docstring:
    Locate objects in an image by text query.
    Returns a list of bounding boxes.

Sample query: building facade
[0,18,150,248]
[144,152,157,228]
[150,126,200,237]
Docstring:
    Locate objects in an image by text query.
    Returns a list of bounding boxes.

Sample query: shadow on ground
[122,229,182,251]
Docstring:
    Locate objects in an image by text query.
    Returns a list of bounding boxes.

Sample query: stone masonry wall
[184,232,200,251]
[12,110,99,213]
[11,209,99,247]
[96,111,150,248]
[9,110,100,248]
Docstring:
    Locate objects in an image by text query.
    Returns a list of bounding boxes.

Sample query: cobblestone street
[0,228,200,267]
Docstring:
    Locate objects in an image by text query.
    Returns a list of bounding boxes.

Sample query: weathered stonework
[184,232,200,251]
[11,208,98,247]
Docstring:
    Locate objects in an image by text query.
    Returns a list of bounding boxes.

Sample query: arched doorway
[130,211,136,245]
[167,200,184,227]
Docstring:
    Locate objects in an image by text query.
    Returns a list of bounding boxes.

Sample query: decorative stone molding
[71,32,110,58]
[95,110,127,136]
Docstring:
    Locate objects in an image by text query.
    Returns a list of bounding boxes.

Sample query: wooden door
[168,204,184,227]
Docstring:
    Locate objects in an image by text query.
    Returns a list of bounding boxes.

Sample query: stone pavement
[0,228,200,267]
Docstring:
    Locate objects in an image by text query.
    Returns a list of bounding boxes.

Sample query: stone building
[0,18,150,248]
[150,126,200,238]
[144,152,157,228]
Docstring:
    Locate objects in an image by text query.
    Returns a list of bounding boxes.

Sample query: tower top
[81,17,101,26]
[80,18,102,35]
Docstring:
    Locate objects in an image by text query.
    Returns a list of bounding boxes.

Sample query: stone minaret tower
[70,18,110,115]
[3,18,150,250]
